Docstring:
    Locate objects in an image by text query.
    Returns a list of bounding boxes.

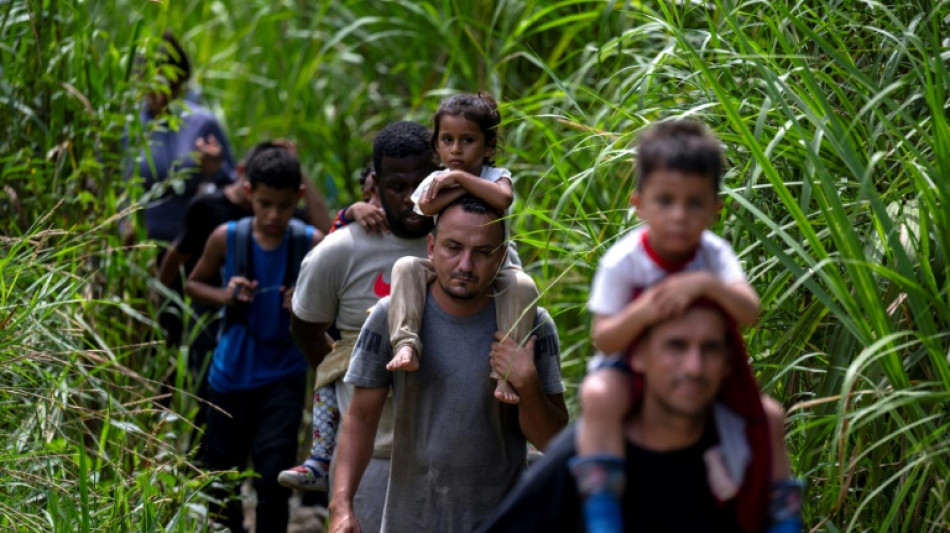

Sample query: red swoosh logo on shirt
[374,272,391,297]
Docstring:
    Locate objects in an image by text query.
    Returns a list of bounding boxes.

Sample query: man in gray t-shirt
[329,195,569,533]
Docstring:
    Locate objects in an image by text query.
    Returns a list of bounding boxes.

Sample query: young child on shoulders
[384,91,538,404]
[574,120,761,533]
[185,145,322,531]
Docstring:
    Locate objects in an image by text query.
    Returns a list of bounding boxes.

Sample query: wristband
[338,207,352,224]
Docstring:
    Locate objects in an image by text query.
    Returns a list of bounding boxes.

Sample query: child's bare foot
[495,378,520,404]
[387,345,420,371]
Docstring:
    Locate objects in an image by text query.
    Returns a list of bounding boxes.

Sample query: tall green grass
[2,0,948,530]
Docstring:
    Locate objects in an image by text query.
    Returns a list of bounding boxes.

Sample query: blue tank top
[208,221,311,392]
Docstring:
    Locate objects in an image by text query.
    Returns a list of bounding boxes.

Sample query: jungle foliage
[2,0,948,530]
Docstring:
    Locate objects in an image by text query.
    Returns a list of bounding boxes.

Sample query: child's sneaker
[278,460,329,492]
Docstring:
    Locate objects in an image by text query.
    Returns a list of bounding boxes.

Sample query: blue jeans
[204,373,306,532]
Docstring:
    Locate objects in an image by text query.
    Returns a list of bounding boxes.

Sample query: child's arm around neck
[592,274,760,354]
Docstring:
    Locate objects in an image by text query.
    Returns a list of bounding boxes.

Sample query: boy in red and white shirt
[576,120,783,533]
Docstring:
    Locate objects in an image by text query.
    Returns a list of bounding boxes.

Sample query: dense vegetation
[2,0,948,530]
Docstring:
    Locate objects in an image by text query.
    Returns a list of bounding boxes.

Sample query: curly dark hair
[245,145,302,191]
[372,121,433,183]
[431,92,501,166]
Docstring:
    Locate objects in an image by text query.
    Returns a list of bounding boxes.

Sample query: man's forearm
[492,334,569,450]
[328,388,387,527]
[516,382,568,451]
[290,314,333,367]
[330,413,377,507]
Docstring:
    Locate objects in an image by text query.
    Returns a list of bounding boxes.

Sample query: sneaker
[278,464,328,492]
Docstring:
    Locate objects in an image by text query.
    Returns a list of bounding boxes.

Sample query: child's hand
[225,276,258,306]
[423,172,462,203]
[649,271,715,318]
[280,285,295,311]
[347,202,388,235]
[490,333,538,390]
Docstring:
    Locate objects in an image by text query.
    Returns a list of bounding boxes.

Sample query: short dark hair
[434,194,506,242]
[636,120,724,192]
[243,141,279,168]
[245,145,302,191]
[157,31,191,88]
[372,121,433,182]
[432,92,502,165]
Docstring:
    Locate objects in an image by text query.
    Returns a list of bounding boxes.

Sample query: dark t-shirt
[176,190,250,274]
[477,423,743,533]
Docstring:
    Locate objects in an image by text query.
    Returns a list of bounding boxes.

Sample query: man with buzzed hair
[329,195,569,533]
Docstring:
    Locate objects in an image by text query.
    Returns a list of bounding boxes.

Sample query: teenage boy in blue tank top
[186,145,323,532]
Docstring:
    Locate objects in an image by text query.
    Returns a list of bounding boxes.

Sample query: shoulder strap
[233,216,255,279]
[283,219,311,288]
[223,217,255,331]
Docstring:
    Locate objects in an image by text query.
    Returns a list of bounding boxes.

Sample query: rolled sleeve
[343,300,393,389]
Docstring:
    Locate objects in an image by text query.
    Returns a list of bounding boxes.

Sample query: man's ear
[630,191,640,209]
[426,232,435,260]
[243,181,252,195]
[297,184,305,199]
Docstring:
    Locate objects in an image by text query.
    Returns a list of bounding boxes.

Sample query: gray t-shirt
[345,295,565,533]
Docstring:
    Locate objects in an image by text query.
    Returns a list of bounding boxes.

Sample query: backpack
[222,216,311,346]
